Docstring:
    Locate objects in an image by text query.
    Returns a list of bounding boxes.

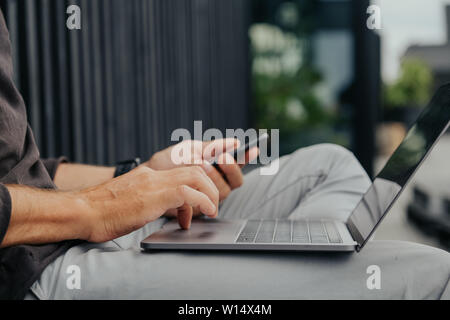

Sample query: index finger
[177,204,194,229]
[173,167,220,216]
[238,146,260,168]
[163,185,217,218]
[203,138,240,162]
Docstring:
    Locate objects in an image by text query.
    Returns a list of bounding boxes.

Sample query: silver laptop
[141,84,450,253]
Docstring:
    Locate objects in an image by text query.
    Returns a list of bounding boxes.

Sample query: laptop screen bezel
[346,84,450,251]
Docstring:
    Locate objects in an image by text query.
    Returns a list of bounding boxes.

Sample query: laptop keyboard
[236,220,342,244]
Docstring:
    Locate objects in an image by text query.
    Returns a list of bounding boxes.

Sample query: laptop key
[255,220,276,243]
[273,220,292,243]
[309,221,330,243]
[310,236,329,243]
[236,220,261,243]
[292,220,310,243]
[324,222,342,243]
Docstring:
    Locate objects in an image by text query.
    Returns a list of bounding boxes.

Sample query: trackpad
[142,219,244,244]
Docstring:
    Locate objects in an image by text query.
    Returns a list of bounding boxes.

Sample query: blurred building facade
[250,0,381,176]
[403,5,450,91]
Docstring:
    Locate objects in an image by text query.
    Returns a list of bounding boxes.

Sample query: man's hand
[2,166,218,247]
[78,165,219,242]
[145,139,258,205]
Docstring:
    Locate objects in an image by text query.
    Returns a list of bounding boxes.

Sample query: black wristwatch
[114,158,141,178]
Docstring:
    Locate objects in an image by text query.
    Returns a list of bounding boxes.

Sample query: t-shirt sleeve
[41,157,69,181]
[0,183,11,245]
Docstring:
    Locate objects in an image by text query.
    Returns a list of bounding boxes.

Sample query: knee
[293,143,357,165]
[290,143,370,184]
[310,143,354,158]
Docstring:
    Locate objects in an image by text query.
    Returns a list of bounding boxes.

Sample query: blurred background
[0,0,449,250]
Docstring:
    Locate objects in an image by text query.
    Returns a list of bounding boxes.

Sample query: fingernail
[207,204,216,216]
[202,161,213,173]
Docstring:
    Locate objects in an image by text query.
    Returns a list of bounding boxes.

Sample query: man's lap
[25,145,450,299]
[28,238,450,299]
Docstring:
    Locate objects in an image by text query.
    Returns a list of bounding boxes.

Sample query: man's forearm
[1,166,219,248]
[54,163,115,191]
[0,185,90,248]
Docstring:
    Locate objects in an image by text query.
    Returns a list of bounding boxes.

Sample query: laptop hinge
[345,218,365,249]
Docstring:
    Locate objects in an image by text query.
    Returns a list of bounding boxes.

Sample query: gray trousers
[26,144,450,299]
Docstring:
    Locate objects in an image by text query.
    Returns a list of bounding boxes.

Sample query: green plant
[249,23,332,135]
[383,58,433,109]
[252,66,333,134]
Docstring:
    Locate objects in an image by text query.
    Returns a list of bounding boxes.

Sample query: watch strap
[114,158,141,178]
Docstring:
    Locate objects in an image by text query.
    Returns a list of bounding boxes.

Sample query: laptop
[141,84,450,253]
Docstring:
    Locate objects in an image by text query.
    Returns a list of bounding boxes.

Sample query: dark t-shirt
[0,11,74,300]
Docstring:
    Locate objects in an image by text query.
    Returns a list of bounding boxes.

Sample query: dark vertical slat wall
[0,0,250,165]
[352,0,380,177]
[53,0,72,158]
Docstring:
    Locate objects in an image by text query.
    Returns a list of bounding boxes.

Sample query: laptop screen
[347,84,450,249]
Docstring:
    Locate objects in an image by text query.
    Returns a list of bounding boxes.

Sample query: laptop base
[140,219,357,252]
